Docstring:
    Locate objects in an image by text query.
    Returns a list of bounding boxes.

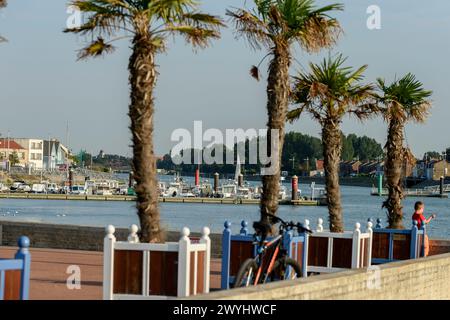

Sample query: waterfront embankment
[0,193,324,206]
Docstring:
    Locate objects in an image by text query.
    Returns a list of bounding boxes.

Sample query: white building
[13,138,44,170]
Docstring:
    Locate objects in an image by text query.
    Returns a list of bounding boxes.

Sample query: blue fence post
[14,236,30,300]
[410,221,419,259]
[240,220,248,236]
[221,221,232,290]
[283,230,294,279]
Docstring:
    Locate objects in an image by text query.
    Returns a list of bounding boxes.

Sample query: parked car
[70,185,86,195]
[10,181,26,191]
[0,183,9,193]
[31,183,47,193]
[46,183,60,194]
[17,183,31,193]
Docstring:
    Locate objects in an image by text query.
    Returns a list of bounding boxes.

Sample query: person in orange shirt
[412,201,436,256]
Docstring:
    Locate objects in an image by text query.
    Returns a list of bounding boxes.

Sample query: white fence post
[127,224,139,243]
[200,226,211,294]
[316,218,324,232]
[177,227,191,297]
[366,221,373,267]
[103,225,116,300]
[352,223,362,268]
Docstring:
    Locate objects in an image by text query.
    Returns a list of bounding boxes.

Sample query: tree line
[157,131,384,176]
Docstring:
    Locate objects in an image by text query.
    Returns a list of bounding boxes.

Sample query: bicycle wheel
[233,258,259,288]
[267,257,302,282]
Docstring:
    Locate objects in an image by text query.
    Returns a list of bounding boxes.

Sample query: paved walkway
[0,247,221,300]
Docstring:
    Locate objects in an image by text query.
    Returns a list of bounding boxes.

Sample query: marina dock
[371,188,448,198]
[0,193,325,206]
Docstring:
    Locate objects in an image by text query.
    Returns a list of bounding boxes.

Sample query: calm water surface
[0,181,449,238]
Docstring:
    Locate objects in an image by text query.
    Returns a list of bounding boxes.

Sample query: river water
[0,177,448,238]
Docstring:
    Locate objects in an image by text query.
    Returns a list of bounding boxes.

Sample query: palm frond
[226,8,271,50]
[165,25,220,49]
[289,54,376,124]
[148,0,198,22]
[77,37,115,60]
[377,73,432,123]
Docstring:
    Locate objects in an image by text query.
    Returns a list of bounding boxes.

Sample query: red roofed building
[0,138,28,167]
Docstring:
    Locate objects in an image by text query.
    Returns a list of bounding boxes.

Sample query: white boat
[163,181,182,197]
[96,185,114,196]
[220,184,237,198]
[158,182,167,196]
[237,187,252,199]
[279,185,288,200]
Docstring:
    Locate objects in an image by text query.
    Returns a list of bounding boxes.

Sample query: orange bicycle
[233,213,312,288]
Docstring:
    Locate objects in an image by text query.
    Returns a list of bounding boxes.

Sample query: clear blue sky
[0,0,449,158]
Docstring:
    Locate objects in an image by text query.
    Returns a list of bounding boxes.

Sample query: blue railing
[0,236,31,300]
[370,218,425,264]
[221,220,308,289]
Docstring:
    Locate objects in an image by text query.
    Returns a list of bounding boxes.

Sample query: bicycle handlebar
[259,212,313,234]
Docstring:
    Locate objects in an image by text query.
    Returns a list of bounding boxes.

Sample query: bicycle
[233,213,313,288]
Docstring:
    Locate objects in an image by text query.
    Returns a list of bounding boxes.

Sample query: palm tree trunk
[322,119,344,233]
[383,119,405,229]
[128,23,163,243]
[260,44,290,225]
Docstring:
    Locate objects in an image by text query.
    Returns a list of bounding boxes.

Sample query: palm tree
[376,74,432,229]
[65,0,223,243]
[228,0,343,224]
[287,55,376,232]
[0,0,7,43]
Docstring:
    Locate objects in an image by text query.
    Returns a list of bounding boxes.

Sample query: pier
[370,188,449,198]
[0,193,325,206]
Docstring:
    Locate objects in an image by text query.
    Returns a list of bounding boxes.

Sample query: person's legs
[424,234,430,257]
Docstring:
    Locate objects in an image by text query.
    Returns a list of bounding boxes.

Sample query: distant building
[0,139,28,167]
[427,160,450,181]
[340,160,361,177]
[359,161,384,176]
[12,138,44,170]
[338,160,384,177]
[43,139,70,170]
[315,159,324,176]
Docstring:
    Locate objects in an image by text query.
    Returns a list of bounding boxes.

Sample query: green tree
[65,0,223,242]
[288,55,376,232]
[344,133,383,161]
[228,0,343,224]
[341,133,354,161]
[282,132,322,174]
[423,151,441,160]
[377,74,432,229]
[9,151,19,166]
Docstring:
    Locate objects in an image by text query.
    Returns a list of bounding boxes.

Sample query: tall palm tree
[0,0,7,43]
[287,55,376,232]
[228,0,342,224]
[376,74,432,229]
[65,0,223,242]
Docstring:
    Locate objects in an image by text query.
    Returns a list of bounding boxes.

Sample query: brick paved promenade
[0,247,221,300]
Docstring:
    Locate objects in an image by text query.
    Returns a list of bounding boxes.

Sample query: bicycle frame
[252,234,284,285]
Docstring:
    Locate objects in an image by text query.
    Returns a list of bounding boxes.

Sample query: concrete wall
[0,221,223,257]
[191,253,450,300]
